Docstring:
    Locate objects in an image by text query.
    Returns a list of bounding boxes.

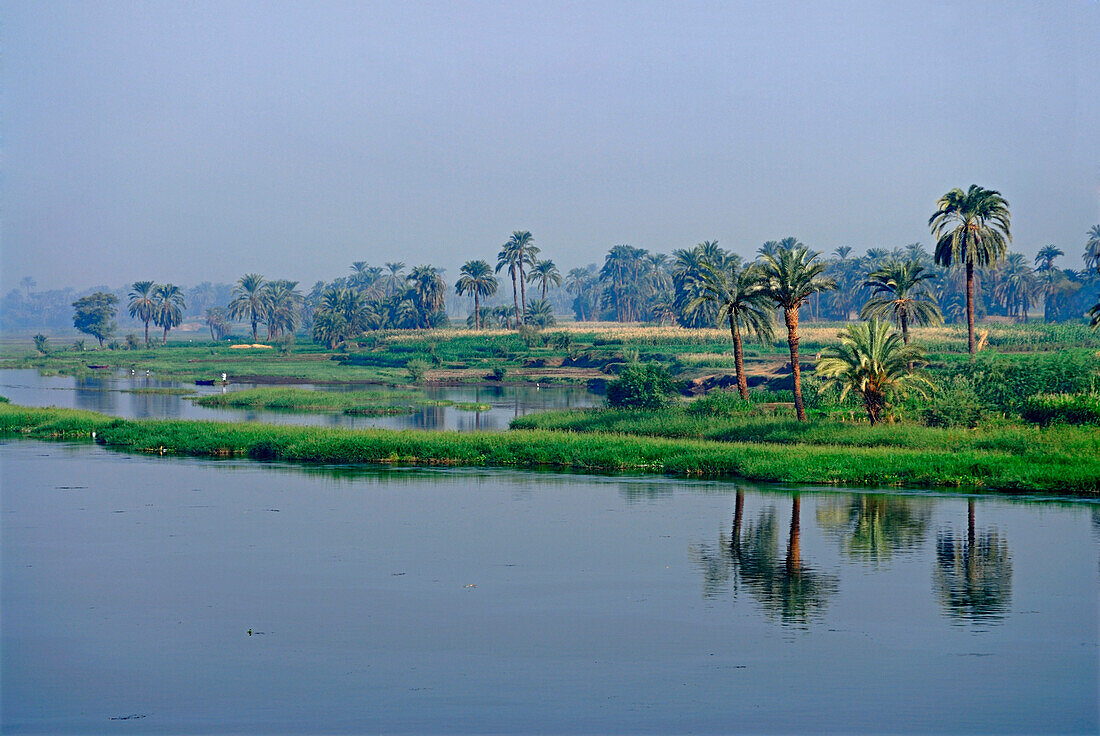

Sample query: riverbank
[1,404,1096,494]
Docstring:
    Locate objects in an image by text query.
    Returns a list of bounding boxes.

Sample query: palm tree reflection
[933,499,1012,624]
[816,494,931,565]
[691,492,837,627]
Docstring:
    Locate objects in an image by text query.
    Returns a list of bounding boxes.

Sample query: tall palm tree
[205,306,230,341]
[228,273,268,342]
[263,280,304,338]
[455,260,498,330]
[565,267,597,321]
[407,265,446,328]
[688,262,775,399]
[929,185,1012,355]
[127,280,157,346]
[152,283,186,345]
[815,320,931,425]
[1084,225,1100,273]
[860,260,943,344]
[528,259,562,300]
[600,245,650,322]
[384,262,406,297]
[993,253,1039,321]
[496,238,524,327]
[496,231,538,324]
[1034,245,1063,272]
[759,242,837,420]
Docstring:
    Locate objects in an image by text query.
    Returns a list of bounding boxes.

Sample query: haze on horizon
[3,0,1098,293]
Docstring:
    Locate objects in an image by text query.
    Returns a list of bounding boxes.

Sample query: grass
[1,403,1097,495]
[192,387,422,415]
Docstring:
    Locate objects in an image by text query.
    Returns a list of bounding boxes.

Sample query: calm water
[0,368,598,431]
[2,441,1097,734]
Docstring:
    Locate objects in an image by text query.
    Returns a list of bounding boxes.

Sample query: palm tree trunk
[251,317,258,343]
[784,307,807,421]
[144,320,150,346]
[474,292,481,330]
[511,272,520,328]
[730,314,748,400]
[518,264,527,320]
[966,261,976,356]
[162,326,168,345]
[786,495,801,572]
[900,310,909,345]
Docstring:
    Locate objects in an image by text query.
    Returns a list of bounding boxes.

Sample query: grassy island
[1,403,1097,495]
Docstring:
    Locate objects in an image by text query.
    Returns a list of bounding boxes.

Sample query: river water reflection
[3,442,1097,733]
[0,368,598,431]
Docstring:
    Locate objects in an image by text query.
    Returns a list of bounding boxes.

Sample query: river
[2,441,1096,733]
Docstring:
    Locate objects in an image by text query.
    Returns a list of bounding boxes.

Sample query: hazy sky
[4,0,1099,291]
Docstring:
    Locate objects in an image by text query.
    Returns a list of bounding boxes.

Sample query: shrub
[32,334,48,354]
[405,358,430,382]
[920,376,987,428]
[490,366,507,381]
[607,363,677,409]
[1020,393,1100,426]
[687,390,755,416]
[948,352,1100,412]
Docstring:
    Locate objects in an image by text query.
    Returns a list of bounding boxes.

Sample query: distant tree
[1085,225,1100,273]
[815,320,930,425]
[263,280,303,338]
[72,291,119,348]
[407,265,447,329]
[525,298,556,328]
[497,231,538,326]
[205,307,230,340]
[455,260,498,330]
[860,260,943,344]
[759,241,836,421]
[929,185,1012,355]
[528,259,562,300]
[687,262,775,399]
[127,280,158,346]
[1034,245,1063,272]
[33,334,49,354]
[228,273,268,342]
[152,283,186,344]
[384,262,406,297]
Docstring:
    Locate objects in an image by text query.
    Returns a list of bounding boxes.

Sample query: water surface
[2,442,1097,733]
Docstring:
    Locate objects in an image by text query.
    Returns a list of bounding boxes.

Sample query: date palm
[815,320,931,426]
[152,283,186,345]
[228,273,268,342]
[1034,245,1063,272]
[127,280,157,346]
[1085,225,1100,273]
[688,262,775,399]
[759,242,836,420]
[528,259,562,300]
[263,280,303,338]
[860,260,943,344]
[407,265,446,329]
[929,185,1011,355]
[455,260,498,330]
[384,262,406,297]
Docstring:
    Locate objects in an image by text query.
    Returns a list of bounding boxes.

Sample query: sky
[3,0,1099,292]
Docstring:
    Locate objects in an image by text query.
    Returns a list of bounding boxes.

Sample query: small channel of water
[0,368,599,431]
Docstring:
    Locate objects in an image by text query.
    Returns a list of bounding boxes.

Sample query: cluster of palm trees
[308,263,448,347]
[222,273,305,342]
[126,281,186,345]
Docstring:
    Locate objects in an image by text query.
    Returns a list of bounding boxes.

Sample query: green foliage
[72,291,119,347]
[194,387,420,415]
[1020,393,1100,426]
[405,358,430,382]
[687,390,755,416]
[607,362,677,409]
[948,352,1100,412]
[919,376,987,428]
[32,334,49,354]
[490,366,508,381]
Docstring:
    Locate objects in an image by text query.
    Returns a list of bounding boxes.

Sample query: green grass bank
[1,403,1096,495]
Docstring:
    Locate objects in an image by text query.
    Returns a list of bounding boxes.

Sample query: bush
[687,390,755,416]
[490,366,507,381]
[607,363,677,409]
[947,352,1100,412]
[405,358,430,382]
[1020,393,1100,426]
[32,334,48,354]
[920,376,987,428]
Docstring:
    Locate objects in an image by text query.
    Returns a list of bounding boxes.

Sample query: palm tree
[565,267,597,321]
[407,265,446,328]
[992,253,1038,321]
[1085,225,1100,273]
[205,307,230,341]
[263,280,303,338]
[759,242,837,421]
[228,273,268,342]
[127,280,158,346]
[815,320,931,425]
[455,260,498,330]
[860,260,943,344]
[929,185,1012,355]
[688,262,775,399]
[1034,245,1063,272]
[380,262,403,297]
[528,259,562,300]
[152,283,186,345]
[496,239,524,327]
[525,298,555,328]
[600,245,650,322]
